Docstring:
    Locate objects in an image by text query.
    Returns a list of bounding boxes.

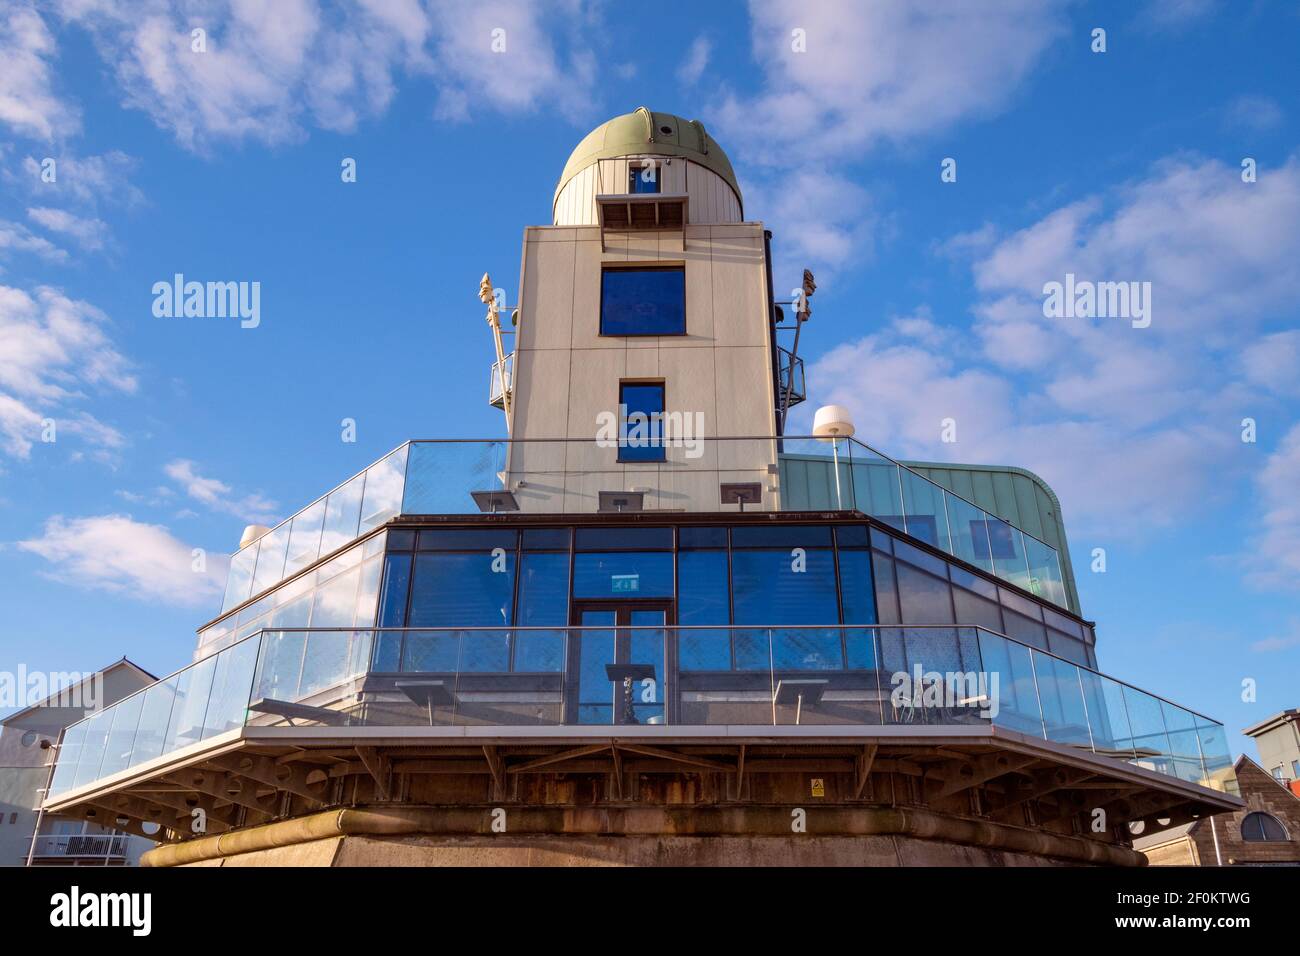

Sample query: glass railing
[47,625,1235,802]
[219,437,1067,614]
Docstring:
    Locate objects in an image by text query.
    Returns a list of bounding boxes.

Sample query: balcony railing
[218,437,1070,614]
[47,625,1236,803]
[29,833,127,859]
[488,353,513,410]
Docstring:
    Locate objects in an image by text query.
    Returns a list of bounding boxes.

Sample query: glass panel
[202,638,259,738]
[837,549,878,625]
[523,527,570,550]
[360,444,408,532]
[131,676,179,765]
[222,543,258,612]
[844,449,904,530]
[677,551,729,626]
[576,527,672,550]
[254,631,306,701]
[989,520,1031,590]
[600,267,685,335]
[515,553,569,671]
[945,493,994,574]
[1122,686,1173,776]
[402,441,505,515]
[310,565,361,627]
[162,656,217,753]
[576,611,617,724]
[97,691,145,778]
[249,524,290,597]
[408,553,515,626]
[731,549,838,625]
[284,499,326,576]
[573,552,672,598]
[1024,534,1065,607]
[1196,719,1237,794]
[977,630,1042,736]
[772,626,842,670]
[1078,671,1135,759]
[1161,701,1208,786]
[50,720,87,796]
[1033,652,1091,748]
[354,554,383,627]
[679,626,732,671]
[73,709,112,788]
[418,528,518,551]
[629,610,665,724]
[320,474,365,554]
[895,561,955,625]
[900,470,950,551]
[377,553,412,627]
[299,631,355,698]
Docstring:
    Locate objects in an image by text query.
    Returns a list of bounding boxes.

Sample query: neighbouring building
[1244,709,1300,796]
[0,659,156,866]
[39,109,1240,867]
[1135,755,1300,866]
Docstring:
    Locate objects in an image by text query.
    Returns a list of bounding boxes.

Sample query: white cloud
[27,206,109,250]
[17,514,226,606]
[164,458,278,524]
[0,1,79,140]
[54,0,602,150]
[1249,425,1300,592]
[0,220,67,262]
[18,151,144,207]
[0,284,134,459]
[677,35,711,86]
[715,0,1069,166]
[804,154,1300,542]
[1224,94,1284,132]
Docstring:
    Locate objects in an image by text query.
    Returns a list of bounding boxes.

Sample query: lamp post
[812,404,856,510]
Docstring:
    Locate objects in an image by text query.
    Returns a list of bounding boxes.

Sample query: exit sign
[611,574,640,593]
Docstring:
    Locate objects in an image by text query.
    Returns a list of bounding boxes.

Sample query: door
[569,602,670,725]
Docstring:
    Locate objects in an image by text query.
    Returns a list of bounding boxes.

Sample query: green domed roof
[555,107,742,213]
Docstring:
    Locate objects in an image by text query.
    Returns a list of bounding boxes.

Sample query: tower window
[629,160,661,194]
[601,267,685,335]
[618,382,666,462]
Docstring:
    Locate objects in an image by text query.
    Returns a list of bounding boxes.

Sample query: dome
[554,107,742,213]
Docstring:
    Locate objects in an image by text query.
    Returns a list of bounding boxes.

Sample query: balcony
[216,437,1071,615]
[29,833,127,862]
[488,353,513,410]
[776,346,805,412]
[46,624,1238,810]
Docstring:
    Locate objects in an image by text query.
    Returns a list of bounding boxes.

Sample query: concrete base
[184,832,1083,867]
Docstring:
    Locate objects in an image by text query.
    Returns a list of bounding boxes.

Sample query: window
[629,159,660,194]
[1240,811,1288,842]
[601,267,685,335]
[618,382,666,462]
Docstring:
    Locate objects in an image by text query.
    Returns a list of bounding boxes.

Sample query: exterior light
[812,404,855,510]
[239,524,271,550]
[812,404,855,439]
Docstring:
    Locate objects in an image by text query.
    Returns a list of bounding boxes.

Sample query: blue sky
[0,0,1297,758]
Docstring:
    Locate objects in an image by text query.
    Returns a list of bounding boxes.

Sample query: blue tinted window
[678,551,732,670]
[377,553,411,627]
[619,382,665,462]
[629,161,660,193]
[418,529,518,551]
[515,553,569,671]
[731,524,833,549]
[679,526,727,549]
[408,552,515,627]
[601,268,685,335]
[573,552,673,597]
[576,527,672,550]
[731,549,838,625]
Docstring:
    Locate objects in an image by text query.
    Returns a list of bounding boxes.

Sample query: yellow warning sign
[811,778,825,797]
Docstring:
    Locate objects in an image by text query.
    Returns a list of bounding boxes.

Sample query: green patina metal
[554,107,743,213]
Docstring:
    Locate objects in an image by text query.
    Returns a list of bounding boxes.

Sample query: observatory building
[41,109,1239,867]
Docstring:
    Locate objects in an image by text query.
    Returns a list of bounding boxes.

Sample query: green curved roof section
[902,461,1081,616]
[554,107,743,214]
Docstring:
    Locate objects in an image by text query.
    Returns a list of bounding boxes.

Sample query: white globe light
[812,404,855,439]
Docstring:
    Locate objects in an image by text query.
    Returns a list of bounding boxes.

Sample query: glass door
[569,603,669,725]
